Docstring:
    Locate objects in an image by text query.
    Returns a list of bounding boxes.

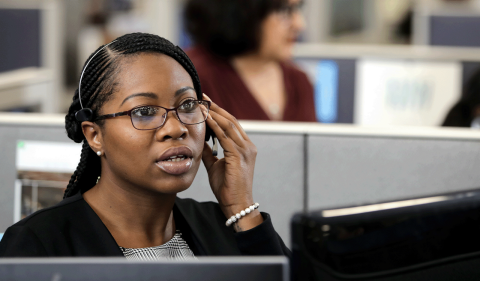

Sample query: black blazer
[0,192,290,257]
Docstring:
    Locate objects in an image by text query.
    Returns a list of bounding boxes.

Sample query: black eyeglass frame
[94,100,211,130]
[279,0,304,16]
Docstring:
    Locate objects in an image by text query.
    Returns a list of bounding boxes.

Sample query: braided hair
[64,33,202,198]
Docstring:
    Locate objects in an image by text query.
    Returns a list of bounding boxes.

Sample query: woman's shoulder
[442,101,471,127]
[9,193,87,230]
[0,193,93,257]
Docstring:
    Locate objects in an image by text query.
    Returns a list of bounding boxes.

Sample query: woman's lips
[156,146,194,175]
[156,157,193,175]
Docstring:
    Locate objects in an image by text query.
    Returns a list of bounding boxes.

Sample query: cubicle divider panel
[307,134,480,211]
[0,124,70,233]
[180,133,305,245]
[0,126,20,233]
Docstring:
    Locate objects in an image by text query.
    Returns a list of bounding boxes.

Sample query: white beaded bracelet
[225,203,259,227]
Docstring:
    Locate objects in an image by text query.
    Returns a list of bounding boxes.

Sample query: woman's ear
[82,121,103,154]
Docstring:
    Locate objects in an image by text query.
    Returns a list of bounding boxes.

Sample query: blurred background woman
[442,68,480,128]
[184,0,316,122]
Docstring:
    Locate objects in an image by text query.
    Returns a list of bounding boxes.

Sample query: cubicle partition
[306,126,480,210]
[1,114,480,245]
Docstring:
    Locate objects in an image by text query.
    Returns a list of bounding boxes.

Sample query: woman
[184,0,316,122]
[443,68,480,128]
[0,33,289,258]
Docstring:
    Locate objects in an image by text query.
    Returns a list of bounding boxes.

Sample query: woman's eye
[133,106,157,117]
[179,100,197,112]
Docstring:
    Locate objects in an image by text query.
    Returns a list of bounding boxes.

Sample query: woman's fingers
[205,114,240,153]
[209,110,245,147]
[203,94,250,141]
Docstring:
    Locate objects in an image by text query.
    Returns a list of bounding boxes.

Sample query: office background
[2,0,480,246]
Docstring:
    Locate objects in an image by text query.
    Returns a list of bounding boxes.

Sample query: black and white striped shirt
[120,230,195,261]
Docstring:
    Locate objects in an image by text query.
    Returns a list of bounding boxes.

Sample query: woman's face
[257,0,306,61]
[95,53,205,195]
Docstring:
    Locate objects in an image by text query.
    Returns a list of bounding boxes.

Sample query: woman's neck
[231,52,277,75]
[231,53,286,121]
[83,173,177,249]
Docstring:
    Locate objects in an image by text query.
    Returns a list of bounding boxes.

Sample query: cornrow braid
[64,33,202,198]
[63,141,100,198]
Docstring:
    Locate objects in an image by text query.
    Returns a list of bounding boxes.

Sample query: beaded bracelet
[225,203,259,227]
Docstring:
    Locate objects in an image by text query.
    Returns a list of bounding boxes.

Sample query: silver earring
[97,151,102,156]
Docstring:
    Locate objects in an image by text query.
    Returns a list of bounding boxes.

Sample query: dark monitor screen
[0,9,41,73]
[291,190,480,280]
[430,15,480,48]
[0,257,288,281]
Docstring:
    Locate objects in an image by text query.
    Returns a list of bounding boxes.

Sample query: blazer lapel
[174,197,241,256]
[72,192,124,257]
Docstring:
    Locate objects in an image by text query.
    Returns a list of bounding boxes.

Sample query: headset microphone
[212,137,218,157]
[75,41,116,122]
[205,122,218,156]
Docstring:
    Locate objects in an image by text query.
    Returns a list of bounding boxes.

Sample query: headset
[74,41,218,156]
[74,41,116,123]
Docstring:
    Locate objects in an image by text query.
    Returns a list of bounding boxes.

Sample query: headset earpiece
[205,126,217,156]
[75,108,94,122]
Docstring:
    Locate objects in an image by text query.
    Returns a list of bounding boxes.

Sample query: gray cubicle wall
[307,131,480,211]
[1,115,480,246]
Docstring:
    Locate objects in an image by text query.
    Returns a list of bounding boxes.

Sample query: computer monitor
[291,189,480,280]
[430,15,480,48]
[0,257,288,281]
[0,8,41,73]
[0,2,63,113]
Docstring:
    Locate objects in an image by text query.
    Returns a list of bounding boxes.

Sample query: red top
[186,47,317,122]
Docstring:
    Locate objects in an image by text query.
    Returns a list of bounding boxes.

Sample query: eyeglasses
[95,99,211,130]
[278,0,304,18]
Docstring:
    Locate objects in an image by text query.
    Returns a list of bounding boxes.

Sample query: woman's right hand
[201,94,263,231]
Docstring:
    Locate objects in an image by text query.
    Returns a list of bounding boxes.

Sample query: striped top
[120,230,195,261]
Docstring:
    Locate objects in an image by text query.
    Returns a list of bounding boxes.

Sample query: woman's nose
[156,111,188,141]
[291,8,306,33]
